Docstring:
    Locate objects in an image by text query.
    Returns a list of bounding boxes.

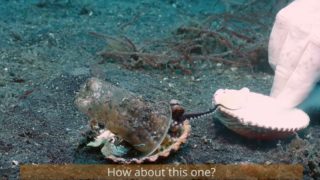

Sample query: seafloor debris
[75,78,191,163]
[90,1,276,74]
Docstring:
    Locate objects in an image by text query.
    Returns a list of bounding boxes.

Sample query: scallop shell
[106,120,191,164]
[75,78,172,157]
[212,88,310,140]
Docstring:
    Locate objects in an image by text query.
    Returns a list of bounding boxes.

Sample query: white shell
[212,88,310,140]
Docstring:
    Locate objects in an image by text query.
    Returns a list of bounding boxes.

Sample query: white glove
[268,0,320,108]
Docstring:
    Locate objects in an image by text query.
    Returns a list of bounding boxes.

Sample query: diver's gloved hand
[268,0,320,108]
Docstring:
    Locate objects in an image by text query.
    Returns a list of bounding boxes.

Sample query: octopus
[212,88,310,140]
[75,78,213,163]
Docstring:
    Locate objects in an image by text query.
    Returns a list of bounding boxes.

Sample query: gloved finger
[272,39,320,108]
[268,11,289,70]
[269,0,320,74]
[270,26,309,98]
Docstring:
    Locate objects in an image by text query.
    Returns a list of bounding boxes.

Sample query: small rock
[201,136,212,144]
[12,160,19,166]
[168,83,174,87]
[265,161,272,165]
[245,75,252,79]
[230,67,238,72]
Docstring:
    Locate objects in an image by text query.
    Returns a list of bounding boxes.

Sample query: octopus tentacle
[170,99,217,123]
[180,108,216,121]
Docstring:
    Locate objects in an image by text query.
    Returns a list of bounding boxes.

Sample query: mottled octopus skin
[212,88,310,140]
